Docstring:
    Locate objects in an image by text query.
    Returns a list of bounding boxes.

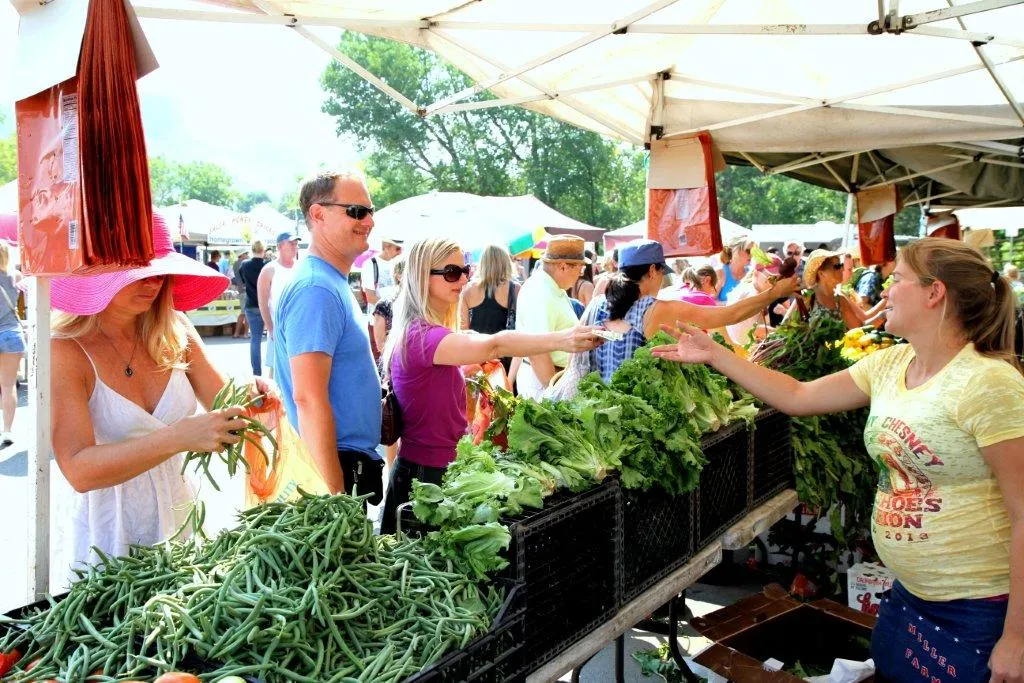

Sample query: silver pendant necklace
[100,329,141,378]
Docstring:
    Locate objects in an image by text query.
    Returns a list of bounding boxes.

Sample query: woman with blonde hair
[716,235,756,302]
[49,214,270,576]
[379,237,601,533]
[0,243,23,449]
[653,238,1024,683]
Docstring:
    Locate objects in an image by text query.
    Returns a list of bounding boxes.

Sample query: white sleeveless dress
[52,350,198,582]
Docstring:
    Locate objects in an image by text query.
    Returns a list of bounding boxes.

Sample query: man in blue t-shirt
[274,170,382,502]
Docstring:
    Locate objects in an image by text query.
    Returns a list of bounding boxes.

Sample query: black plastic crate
[620,486,694,603]
[405,582,526,683]
[501,479,622,672]
[695,422,751,550]
[751,409,794,506]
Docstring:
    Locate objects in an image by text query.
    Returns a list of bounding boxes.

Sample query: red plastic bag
[858,216,896,266]
[646,131,723,257]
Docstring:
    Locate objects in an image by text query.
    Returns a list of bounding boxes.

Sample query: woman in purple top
[378,237,603,533]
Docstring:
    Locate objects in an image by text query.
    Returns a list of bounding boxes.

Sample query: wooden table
[526,490,799,683]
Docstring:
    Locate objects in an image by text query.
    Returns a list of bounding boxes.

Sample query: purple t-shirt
[390,321,467,468]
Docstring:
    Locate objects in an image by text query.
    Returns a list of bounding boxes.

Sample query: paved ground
[0,333,758,681]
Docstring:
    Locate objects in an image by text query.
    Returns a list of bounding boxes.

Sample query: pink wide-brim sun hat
[50,212,230,315]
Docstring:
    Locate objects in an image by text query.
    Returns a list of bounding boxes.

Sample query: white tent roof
[370,191,604,251]
[120,0,1024,208]
[156,199,238,244]
[954,206,1024,232]
[135,1,1024,152]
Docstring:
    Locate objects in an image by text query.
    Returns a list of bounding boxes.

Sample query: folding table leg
[667,592,702,683]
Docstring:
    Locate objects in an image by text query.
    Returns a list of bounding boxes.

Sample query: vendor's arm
[647,276,799,335]
[650,324,870,416]
[290,352,345,493]
[257,263,275,339]
[983,436,1024,683]
[51,339,245,493]
[433,327,600,368]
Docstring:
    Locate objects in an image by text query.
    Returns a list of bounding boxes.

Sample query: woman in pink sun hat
[48,212,271,578]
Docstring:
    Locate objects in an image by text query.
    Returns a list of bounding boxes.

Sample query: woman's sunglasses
[828,261,844,271]
[430,264,471,283]
[317,202,375,220]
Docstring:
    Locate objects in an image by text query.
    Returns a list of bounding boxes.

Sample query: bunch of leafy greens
[751,309,875,550]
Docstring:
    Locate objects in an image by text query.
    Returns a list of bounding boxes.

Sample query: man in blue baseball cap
[587,238,798,382]
[257,230,302,378]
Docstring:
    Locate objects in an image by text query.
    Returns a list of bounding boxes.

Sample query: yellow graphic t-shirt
[848,342,1024,601]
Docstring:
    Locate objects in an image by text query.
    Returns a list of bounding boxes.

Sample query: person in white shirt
[258,231,301,379]
[361,236,403,311]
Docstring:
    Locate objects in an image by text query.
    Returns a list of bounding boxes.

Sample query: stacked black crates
[750,408,794,506]
[695,421,752,550]
[620,486,694,603]
[501,479,622,670]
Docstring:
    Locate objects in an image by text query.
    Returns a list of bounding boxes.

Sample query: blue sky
[0,2,361,200]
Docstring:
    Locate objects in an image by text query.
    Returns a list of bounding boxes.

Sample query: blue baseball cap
[619,239,667,270]
[276,231,299,244]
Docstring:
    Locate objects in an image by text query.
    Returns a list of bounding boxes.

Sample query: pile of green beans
[180,380,278,491]
[0,492,503,682]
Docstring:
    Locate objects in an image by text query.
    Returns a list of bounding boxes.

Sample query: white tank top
[51,346,199,585]
[268,261,298,318]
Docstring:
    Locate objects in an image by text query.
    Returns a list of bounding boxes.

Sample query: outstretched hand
[650,322,719,365]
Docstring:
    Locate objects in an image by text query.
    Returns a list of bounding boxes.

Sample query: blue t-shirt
[273,255,382,459]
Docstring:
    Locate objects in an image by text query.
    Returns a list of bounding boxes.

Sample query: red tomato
[154,674,202,683]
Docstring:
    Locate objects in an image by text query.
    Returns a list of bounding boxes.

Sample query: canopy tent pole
[27,277,51,601]
[438,74,653,115]
[860,159,976,189]
[768,150,867,175]
[842,194,855,250]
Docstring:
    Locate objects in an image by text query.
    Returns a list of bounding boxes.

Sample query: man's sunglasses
[317,202,375,220]
[430,264,471,283]
[786,250,801,256]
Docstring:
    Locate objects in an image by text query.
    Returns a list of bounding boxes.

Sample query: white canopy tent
[368,191,606,253]
[130,0,1024,208]
[603,216,750,251]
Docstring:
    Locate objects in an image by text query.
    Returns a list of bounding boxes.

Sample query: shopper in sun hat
[259,230,302,379]
[48,212,274,583]
[784,248,871,330]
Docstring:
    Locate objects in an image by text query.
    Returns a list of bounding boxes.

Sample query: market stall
[8,1,1024,681]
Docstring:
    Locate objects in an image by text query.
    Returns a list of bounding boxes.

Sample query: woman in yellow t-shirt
[651,238,1024,683]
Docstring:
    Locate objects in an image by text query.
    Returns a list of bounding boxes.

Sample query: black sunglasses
[317,202,375,220]
[829,262,844,271]
[786,250,801,256]
[430,264,471,283]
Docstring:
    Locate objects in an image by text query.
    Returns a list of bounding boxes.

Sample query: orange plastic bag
[243,399,328,507]
[858,216,896,266]
[646,131,723,257]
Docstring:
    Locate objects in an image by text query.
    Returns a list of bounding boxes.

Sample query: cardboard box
[692,584,876,683]
[847,562,895,616]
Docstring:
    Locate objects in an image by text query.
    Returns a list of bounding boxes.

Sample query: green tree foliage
[149,156,240,208]
[237,191,272,213]
[717,165,921,237]
[320,33,645,228]
[0,113,15,185]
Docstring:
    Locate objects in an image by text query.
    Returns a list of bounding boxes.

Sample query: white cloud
[1,2,362,199]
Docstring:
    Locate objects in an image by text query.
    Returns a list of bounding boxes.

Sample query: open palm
[650,323,718,365]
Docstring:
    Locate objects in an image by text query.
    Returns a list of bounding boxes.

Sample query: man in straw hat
[515,235,591,399]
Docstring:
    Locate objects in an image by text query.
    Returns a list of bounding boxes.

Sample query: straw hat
[51,213,230,315]
[541,235,590,264]
[802,249,845,288]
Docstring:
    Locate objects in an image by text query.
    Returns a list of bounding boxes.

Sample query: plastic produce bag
[244,401,328,507]
[543,301,601,402]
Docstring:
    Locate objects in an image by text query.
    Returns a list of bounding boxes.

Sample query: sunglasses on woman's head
[317,202,375,220]
[430,264,471,282]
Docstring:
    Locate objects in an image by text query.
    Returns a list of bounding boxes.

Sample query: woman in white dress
[49,213,269,577]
